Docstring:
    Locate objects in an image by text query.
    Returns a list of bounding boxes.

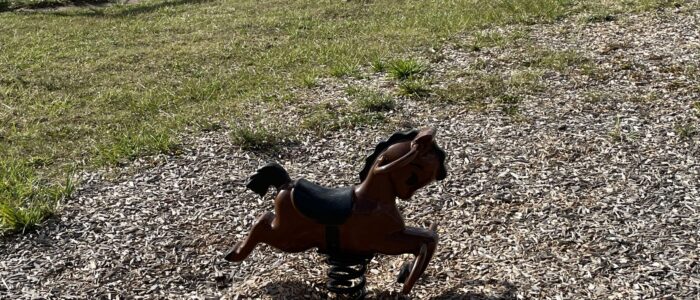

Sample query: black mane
[359,129,447,182]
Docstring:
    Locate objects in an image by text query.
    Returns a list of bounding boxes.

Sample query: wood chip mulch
[2,7,699,300]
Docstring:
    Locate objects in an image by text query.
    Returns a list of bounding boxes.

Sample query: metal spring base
[324,253,373,299]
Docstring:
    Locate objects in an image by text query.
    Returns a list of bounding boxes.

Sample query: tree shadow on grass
[17,0,213,17]
[261,278,517,299]
[0,0,111,13]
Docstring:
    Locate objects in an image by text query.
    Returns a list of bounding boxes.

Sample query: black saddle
[292,179,353,225]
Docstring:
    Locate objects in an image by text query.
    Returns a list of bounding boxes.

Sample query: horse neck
[353,172,397,209]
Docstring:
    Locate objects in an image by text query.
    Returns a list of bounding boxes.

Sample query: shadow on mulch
[262,279,517,299]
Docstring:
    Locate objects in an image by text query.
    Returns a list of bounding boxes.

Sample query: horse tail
[246,162,292,197]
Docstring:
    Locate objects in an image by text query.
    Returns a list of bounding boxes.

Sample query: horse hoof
[396,260,412,284]
[224,242,243,262]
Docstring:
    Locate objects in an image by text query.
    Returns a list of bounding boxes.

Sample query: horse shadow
[261,278,517,299]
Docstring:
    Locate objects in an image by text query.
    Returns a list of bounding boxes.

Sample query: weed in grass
[437,73,505,104]
[302,103,385,134]
[0,159,73,232]
[230,124,286,151]
[471,58,488,70]
[601,42,630,54]
[674,122,697,139]
[609,116,624,142]
[501,105,521,117]
[300,74,318,88]
[497,94,523,118]
[581,64,612,81]
[472,31,505,50]
[388,59,426,80]
[523,49,590,71]
[347,87,395,112]
[370,58,386,73]
[196,120,223,132]
[303,109,336,133]
[608,116,639,143]
[498,94,522,105]
[330,63,360,78]
[584,90,616,103]
[398,79,431,98]
[436,84,472,104]
[635,91,660,103]
[509,69,544,92]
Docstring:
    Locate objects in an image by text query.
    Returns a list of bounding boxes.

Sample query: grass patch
[1,159,73,233]
[299,74,318,89]
[388,59,426,80]
[523,49,590,71]
[230,123,288,151]
[398,79,432,98]
[302,104,384,134]
[370,57,386,73]
[463,30,528,51]
[509,69,545,92]
[330,62,361,78]
[0,0,688,232]
[607,116,638,142]
[674,122,697,140]
[347,86,395,112]
[497,94,523,118]
[95,127,179,165]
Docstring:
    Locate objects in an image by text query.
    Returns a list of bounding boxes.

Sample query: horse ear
[412,128,436,153]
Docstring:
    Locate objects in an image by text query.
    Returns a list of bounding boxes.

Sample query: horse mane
[359,129,447,182]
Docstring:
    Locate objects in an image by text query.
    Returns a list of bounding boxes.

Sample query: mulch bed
[2,6,699,300]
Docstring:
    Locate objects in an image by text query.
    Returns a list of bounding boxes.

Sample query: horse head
[359,128,447,200]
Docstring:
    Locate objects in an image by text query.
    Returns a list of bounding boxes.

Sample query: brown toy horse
[225,128,447,295]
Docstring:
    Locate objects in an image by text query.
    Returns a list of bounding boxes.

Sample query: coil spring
[325,254,373,299]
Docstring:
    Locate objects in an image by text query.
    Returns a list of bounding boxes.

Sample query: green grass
[463,30,528,51]
[497,94,523,118]
[523,49,590,71]
[330,62,361,78]
[1,159,73,233]
[388,59,426,80]
[230,123,288,151]
[299,74,318,88]
[398,79,432,98]
[674,122,697,140]
[346,86,395,112]
[302,104,384,133]
[0,0,687,230]
[370,57,386,73]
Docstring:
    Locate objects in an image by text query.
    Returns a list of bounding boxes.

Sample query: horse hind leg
[225,189,318,261]
[225,211,275,262]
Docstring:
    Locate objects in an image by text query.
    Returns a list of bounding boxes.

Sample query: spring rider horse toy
[224,128,447,298]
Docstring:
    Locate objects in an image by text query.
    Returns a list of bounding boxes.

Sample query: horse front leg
[375,224,439,295]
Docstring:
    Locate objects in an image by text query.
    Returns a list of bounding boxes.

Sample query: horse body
[225,128,447,295]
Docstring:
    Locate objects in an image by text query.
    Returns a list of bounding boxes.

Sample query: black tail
[246,162,292,197]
